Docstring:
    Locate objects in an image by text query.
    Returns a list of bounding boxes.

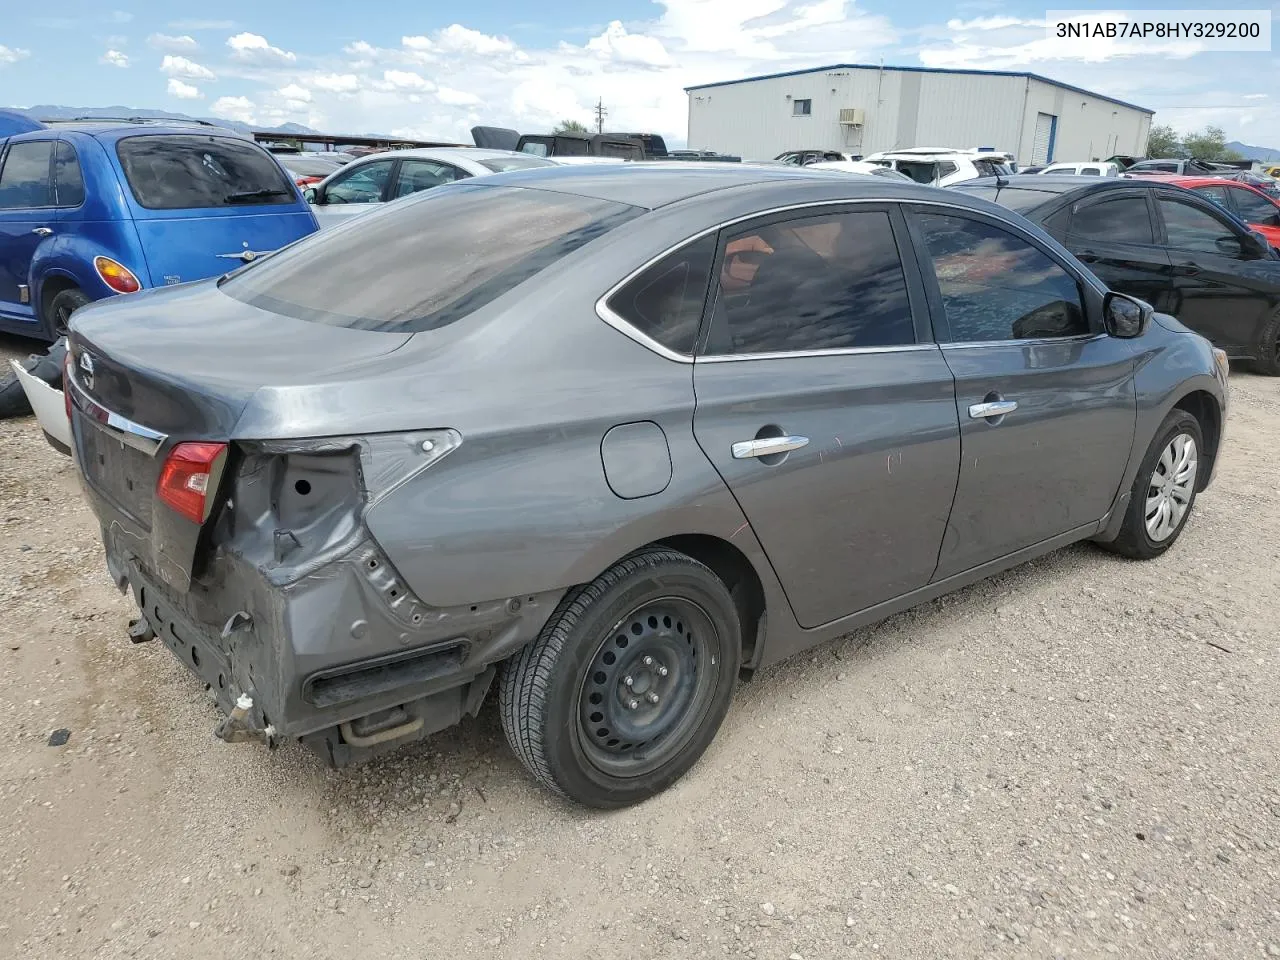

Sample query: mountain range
[11,105,325,137]
[1226,140,1280,162]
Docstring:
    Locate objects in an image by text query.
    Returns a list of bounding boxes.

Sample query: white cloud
[167,78,202,100]
[148,33,199,53]
[278,83,312,103]
[383,70,434,91]
[0,45,30,65]
[227,32,296,64]
[211,95,255,123]
[313,73,360,93]
[161,55,216,81]
[344,40,376,57]
[584,21,671,67]
[436,24,516,56]
[100,49,129,68]
[436,87,482,107]
[1243,93,1269,101]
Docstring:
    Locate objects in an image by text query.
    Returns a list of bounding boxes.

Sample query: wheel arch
[1171,389,1222,491]
[37,270,84,330]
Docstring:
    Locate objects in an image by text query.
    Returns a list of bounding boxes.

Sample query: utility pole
[594,97,607,134]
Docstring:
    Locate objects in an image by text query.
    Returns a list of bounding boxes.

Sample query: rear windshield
[220,183,643,332]
[955,185,1062,214]
[896,161,940,185]
[476,155,557,173]
[116,135,295,209]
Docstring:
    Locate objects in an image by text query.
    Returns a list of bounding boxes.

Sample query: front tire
[1099,409,1203,560]
[1248,311,1280,376]
[499,548,741,808]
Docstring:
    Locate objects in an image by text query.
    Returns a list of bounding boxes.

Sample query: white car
[862,148,1013,187]
[1037,161,1121,177]
[306,147,559,228]
[806,159,914,181]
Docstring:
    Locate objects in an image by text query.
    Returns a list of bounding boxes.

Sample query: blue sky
[2,1,1279,145]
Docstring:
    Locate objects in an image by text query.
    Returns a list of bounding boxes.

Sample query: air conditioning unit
[839,108,865,126]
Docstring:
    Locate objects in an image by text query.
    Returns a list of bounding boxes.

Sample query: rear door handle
[1174,261,1201,277]
[732,436,809,459]
[968,400,1018,420]
[31,227,52,237]
[1077,249,1100,263]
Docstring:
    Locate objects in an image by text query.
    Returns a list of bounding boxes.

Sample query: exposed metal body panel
[686,65,1152,166]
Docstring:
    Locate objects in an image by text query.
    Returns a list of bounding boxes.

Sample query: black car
[954,176,1280,374]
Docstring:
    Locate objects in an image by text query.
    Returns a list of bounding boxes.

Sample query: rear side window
[1068,195,1155,244]
[1229,187,1280,226]
[0,141,54,208]
[116,135,294,210]
[1194,185,1231,210]
[606,234,716,355]
[705,209,915,355]
[221,184,642,332]
[916,212,1088,342]
[394,160,466,198]
[53,141,85,207]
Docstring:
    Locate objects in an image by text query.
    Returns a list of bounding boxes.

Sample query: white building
[685,64,1153,166]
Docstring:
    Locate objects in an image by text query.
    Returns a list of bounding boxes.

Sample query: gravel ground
[1,336,1278,959]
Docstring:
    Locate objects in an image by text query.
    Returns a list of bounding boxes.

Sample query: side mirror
[1103,291,1152,339]
[1245,229,1272,258]
[303,187,319,204]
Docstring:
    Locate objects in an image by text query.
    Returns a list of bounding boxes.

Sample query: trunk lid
[131,209,317,287]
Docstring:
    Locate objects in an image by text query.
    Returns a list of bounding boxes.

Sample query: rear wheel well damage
[1173,390,1220,490]
[654,534,766,672]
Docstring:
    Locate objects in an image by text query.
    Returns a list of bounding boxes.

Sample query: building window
[792,98,812,117]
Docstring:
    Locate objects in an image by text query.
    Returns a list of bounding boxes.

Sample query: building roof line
[683,63,1154,115]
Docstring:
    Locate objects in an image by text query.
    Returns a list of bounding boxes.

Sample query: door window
[916,212,1088,342]
[1228,186,1280,227]
[607,234,716,355]
[1158,197,1242,256]
[53,141,85,207]
[1068,195,1155,244]
[323,160,394,204]
[705,209,915,355]
[1193,185,1232,210]
[393,160,467,199]
[0,141,54,209]
[1080,167,1101,176]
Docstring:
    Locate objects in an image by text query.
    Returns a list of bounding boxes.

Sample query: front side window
[792,99,812,116]
[324,160,393,204]
[606,234,716,355]
[1068,195,1155,245]
[1229,186,1280,227]
[393,160,466,199]
[705,209,915,355]
[116,135,294,209]
[1158,197,1242,255]
[0,141,54,209]
[916,212,1088,342]
[221,184,642,332]
[53,141,85,207]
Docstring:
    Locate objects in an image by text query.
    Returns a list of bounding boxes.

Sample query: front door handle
[1077,249,1100,263]
[31,227,53,237]
[731,436,809,459]
[968,400,1018,420]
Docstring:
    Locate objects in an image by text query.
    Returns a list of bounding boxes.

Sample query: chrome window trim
[594,195,1106,364]
[941,332,1108,350]
[66,369,167,456]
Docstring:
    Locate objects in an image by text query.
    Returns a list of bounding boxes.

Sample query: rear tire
[1098,409,1203,560]
[45,287,91,340]
[1248,311,1280,376]
[499,548,741,808]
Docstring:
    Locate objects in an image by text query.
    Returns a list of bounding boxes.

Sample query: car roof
[465,162,1007,212]
[365,146,539,162]
[951,175,1171,214]
[13,122,251,144]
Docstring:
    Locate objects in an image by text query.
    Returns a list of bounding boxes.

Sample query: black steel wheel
[46,287,91,339]
[500,548,741,808]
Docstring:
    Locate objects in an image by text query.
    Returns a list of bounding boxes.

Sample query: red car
[1141,175,1280,248]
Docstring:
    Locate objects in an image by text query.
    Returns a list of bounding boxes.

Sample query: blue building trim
[683,63,1155,116]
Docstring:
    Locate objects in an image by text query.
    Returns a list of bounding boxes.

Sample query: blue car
[0,118,319,342]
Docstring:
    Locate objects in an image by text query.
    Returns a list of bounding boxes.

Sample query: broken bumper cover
[96,522,563,767]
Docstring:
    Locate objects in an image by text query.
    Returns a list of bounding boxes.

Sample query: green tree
[1145,123,1180,157]
[1181,125,1242,161]
[553,119,590,135]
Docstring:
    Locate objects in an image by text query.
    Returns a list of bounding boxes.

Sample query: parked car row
[56,162,1228,809]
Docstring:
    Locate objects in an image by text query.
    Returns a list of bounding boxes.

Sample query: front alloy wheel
[1144,432,1198,543]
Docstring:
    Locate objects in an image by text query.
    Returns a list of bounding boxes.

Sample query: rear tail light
[93,256,141,295]
[157,442,228,524]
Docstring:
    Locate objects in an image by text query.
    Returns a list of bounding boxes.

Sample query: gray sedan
[64,165,1229,807]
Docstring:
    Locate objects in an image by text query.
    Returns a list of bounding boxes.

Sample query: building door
[1032,112,1057,165]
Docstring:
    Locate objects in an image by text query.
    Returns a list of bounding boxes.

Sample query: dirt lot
[1,331,1278,959]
